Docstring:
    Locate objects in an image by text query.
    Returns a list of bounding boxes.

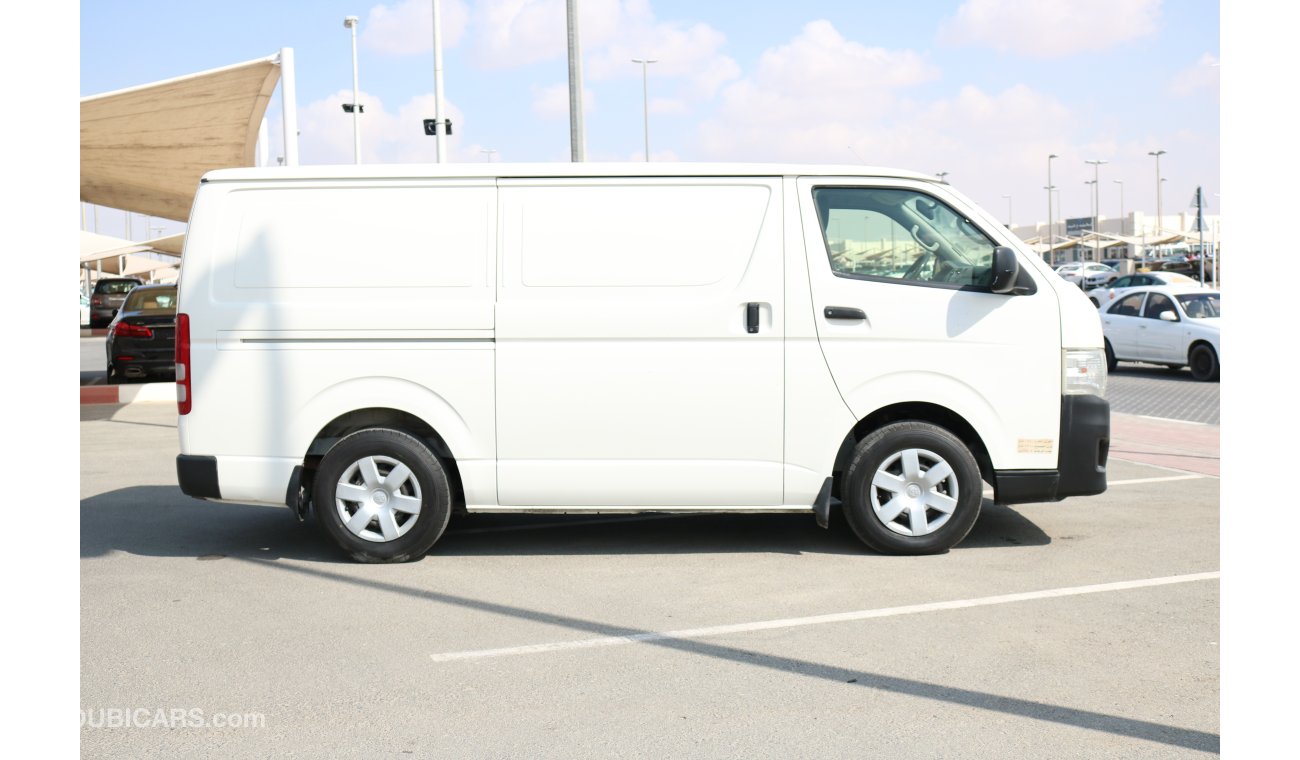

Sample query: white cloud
[532,82,596,120]
[362,0,470,55]
[297,89,478,164]
[699,20,939,139]
[938,0,1161,58]
[1171,53,1220,97]
[469,0,569,68]
[468,0,739,101]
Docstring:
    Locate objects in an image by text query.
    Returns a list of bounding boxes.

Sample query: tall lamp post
[1043,185,1056,264]
[935,171,949,182]
[1085,159,1107,261]
[343,16,362,164]
[1001,194,1012,228]
[631,58,658,161]
[1113,179,1125,237]
[1046,154,1058,264]
[1148,149,1166,234]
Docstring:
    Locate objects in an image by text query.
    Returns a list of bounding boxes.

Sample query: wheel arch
[303,407,466,514]
[830,401,995,498]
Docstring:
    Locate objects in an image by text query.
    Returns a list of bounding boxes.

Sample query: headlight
[1063,348,1107,396]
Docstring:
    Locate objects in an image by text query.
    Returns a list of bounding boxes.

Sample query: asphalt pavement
[80,399,1219,758]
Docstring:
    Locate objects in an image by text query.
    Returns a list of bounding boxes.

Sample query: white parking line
[1136,415,1211,426]
[1107,474,1207,486]
[429,571,1220,663]
[1107,456,1221,479]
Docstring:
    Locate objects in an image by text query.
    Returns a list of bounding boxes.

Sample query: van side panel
[494,178,786,507]
[178,180,498,507]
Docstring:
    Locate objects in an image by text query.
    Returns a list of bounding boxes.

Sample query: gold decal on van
[1017,439,1054,454]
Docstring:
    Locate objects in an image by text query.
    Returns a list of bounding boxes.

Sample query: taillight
[113,322,153,338]
[91,296,104,306]
[176,313,191,415]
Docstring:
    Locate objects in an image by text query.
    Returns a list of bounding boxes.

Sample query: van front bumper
[994,395,1110,504]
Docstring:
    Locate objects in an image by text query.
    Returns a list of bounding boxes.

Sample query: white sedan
[1056,262,1118,289]
[1086,271,1203,307]
[1100,285,1220,381]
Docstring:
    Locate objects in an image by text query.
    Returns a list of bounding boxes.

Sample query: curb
[81,382,175,406]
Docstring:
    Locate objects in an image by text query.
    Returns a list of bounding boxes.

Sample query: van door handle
[824,306,866,321]
[746,303,761,333]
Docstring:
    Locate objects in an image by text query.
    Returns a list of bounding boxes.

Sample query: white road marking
[1136,415,1211,426]
[1107,455,1221,479]
[429,571,1220,663]
[1107,474,1207,486]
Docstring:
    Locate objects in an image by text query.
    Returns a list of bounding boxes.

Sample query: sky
[78,0,1220,238]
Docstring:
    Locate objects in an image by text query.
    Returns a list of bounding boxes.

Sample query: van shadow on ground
[80,487,1050,562]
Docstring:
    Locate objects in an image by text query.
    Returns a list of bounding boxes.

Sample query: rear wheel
[1104,340,1118,372]
[1189,344,1219,382]
[841,422,982,555]
[313,428,452,563]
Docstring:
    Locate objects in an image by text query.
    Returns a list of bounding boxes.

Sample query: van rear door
[495,178,785,507]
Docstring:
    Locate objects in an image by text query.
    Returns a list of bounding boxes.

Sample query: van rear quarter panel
[179,180,497,505]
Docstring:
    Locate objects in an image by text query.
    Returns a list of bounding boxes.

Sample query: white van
[175,164,1109,562]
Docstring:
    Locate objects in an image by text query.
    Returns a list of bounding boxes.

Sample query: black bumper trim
[177,455,221,499]
[994,395,1110,504]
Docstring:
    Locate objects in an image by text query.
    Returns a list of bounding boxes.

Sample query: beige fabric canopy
[80,56,281,222]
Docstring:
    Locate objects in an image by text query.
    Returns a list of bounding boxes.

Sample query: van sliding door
[495,178,785,507]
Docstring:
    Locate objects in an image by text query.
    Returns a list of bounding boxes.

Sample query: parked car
[105,284,178,383]
[1057,262,1118,289]
[1161,255,1193,274]
[1100,285,1220,381]
[80,292,91,327]
[1086,271,1203,307]
[89,276,144,327]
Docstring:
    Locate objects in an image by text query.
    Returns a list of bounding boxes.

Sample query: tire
[1089,297,1099,307]
[1104,340,1117,372]
[841,421,982,555]
[313,428,452,563]
[1189,344,1220,382]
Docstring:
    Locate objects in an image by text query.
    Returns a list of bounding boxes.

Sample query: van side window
[812,188,996,288]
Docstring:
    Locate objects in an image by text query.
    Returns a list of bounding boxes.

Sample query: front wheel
[1104,340,1118,372]
[313,428,452,563]
[841,422,982,555]
[1189,344,1220,382]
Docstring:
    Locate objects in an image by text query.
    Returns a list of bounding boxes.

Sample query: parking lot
[81,370,1219,757]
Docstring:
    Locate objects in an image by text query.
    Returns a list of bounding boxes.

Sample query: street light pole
[432,0,449,163]
[1148,149,1166,234]
[1001,194,1012,228]
[344,16,361,164]
[1113,179,1125,237]
[631,58,657,161]
[935,171,949,182]
[1085,159,1107,260]
[565,0,586,162]
[1047,154,1058,263]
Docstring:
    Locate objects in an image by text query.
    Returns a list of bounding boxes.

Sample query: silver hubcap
[869,448,959,537]
[335,455,422,543]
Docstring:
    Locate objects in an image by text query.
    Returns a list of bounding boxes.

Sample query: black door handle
[746,303,760,333]
[824,306,866,321]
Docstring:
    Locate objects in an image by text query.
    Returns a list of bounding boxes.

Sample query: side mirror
[1159,310,1178,322]
[990,246,1021,294]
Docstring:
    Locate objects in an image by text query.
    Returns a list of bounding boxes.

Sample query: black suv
[89,277,144,327]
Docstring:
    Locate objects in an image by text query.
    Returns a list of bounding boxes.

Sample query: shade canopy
[80,56,281,222]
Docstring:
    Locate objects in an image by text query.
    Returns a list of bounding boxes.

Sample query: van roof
[201,162,939,183]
